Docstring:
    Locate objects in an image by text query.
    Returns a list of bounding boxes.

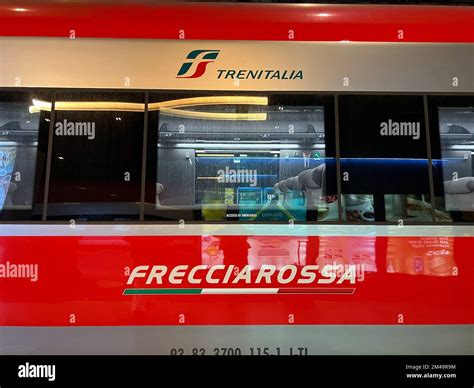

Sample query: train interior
[152,102,337,222]
[0,93,472,223]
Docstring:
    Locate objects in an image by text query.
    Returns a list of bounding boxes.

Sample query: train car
[0,2,472,355]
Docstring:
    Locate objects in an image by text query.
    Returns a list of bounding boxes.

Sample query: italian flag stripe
[123,288,355,295]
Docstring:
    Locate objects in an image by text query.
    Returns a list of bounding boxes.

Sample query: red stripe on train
[0,235,472,326]
[0,4,473,42]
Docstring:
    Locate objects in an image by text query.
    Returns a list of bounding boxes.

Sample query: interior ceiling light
[176,143,301,149]
[29,100,144,113]
[29,96,269,121]
[149,96,268,110]
[195,153,236,157]
[159,107,267,121]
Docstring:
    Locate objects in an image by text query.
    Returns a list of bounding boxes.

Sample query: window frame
[427,95,474,223]
[0,87,471,226]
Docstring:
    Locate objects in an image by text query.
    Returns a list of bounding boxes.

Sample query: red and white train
[0,2,472,354]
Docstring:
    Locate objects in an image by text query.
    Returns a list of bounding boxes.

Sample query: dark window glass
[339,95,432,223]
[428,96,474,223]
[47,92,145,221]
[0,91,50,221]
[145,93,338,222]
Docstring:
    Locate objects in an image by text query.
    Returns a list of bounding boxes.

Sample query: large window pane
[428,96,474,222]
[339,95,432,223]
[0,91,50,220]
[144,93,338,222]
[47,92,145,221]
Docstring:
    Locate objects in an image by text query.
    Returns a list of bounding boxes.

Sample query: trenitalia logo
[177,50,304,80]
[123,264,361,295]
[176,49,220,78]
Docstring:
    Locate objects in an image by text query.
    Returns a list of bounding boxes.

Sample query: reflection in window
[46,93,144,221]
[384,194,433,222]
[339,95,432,222]
[317,236,377,276]
[342,194,375,222]
[432,106,474,222]
[0,92,50,220]
[201,235,225,266]
[247,236,307,268]
[145,94,338,222]
[387,237,455,276]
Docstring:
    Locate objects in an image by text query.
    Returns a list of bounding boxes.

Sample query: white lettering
[18,362,55,382]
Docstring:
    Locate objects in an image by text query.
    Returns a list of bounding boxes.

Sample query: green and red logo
[176,49,220,78]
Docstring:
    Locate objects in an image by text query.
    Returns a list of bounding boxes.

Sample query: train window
[428,96,474,223]
[0,91,50,221]
[339,95,433,223]
[46,92,145,221]
[144,93,338,222]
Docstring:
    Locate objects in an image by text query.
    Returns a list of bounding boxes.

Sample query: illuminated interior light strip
[450,145,474,150]
[31,96,267,112]
[148,96,268,110]
[28,106,42,114]
[195,140,281,143]
[195,150,281,155]
[196,154,236,157]
[54,101,145,112]
[29,96,269,121]
[30,99,52,112]
[159,108,267,121]
[176,143,301,149]
[30,99,145,112]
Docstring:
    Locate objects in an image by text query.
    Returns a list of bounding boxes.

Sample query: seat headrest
[312,163,326,188]
[285,176,302,191]
[298,168,319,189]
[277,180,289,192]
[444,177,474,194]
